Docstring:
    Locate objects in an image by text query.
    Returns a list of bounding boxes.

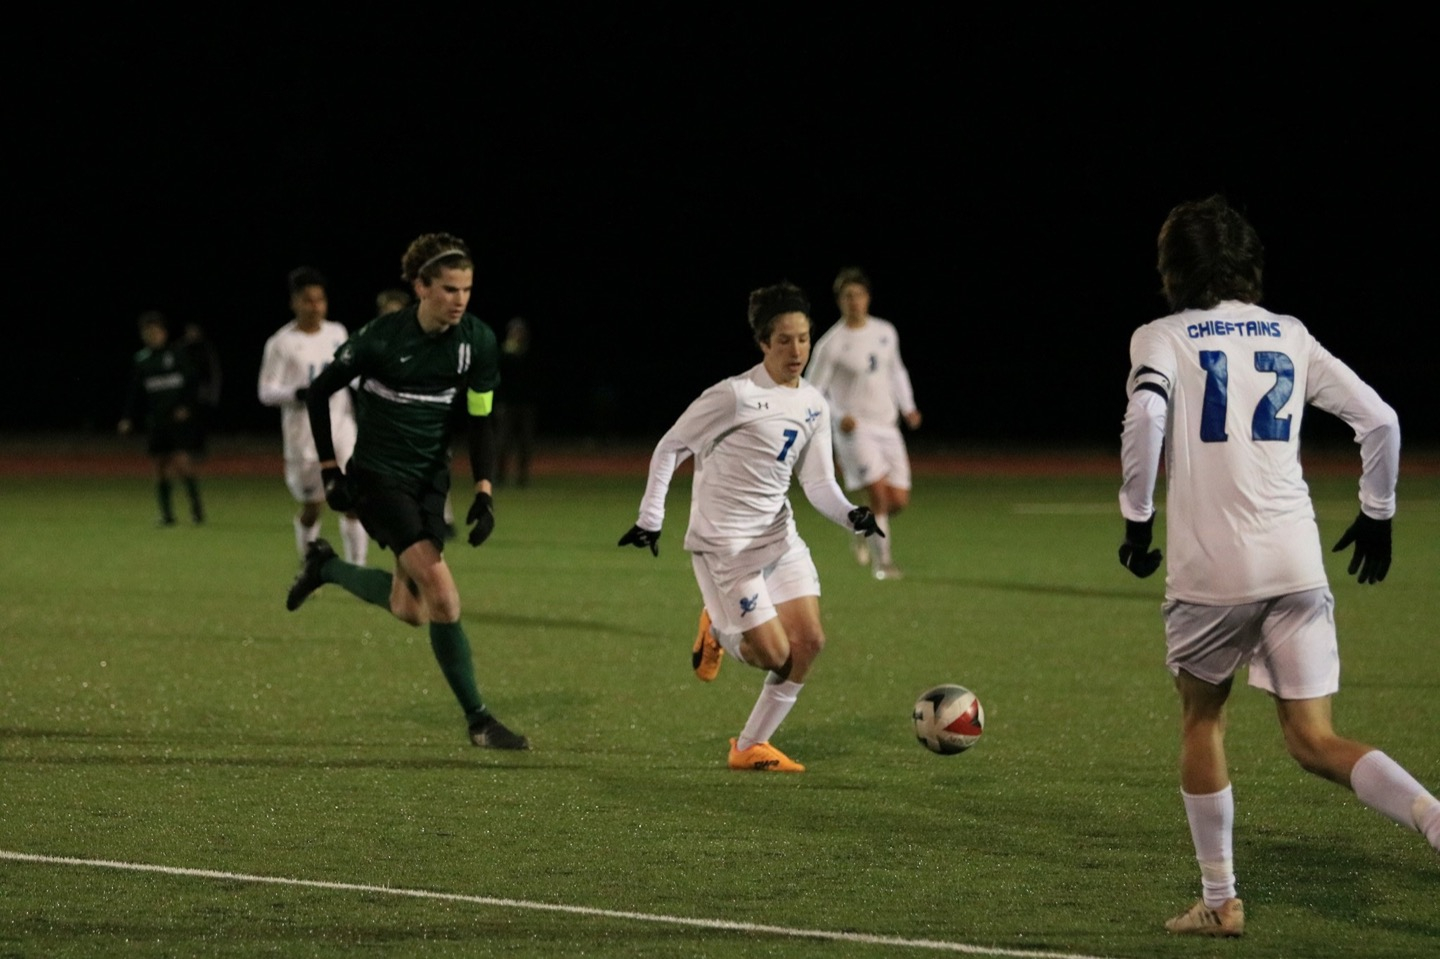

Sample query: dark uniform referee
[286,232,528,750]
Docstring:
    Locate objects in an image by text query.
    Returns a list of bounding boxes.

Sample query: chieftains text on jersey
[1187,319,1282,339]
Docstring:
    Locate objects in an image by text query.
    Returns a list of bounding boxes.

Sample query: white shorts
[284,434,356,504]
[834,422,911,492]
[691,535,821,638]
[1163,587,1340,700]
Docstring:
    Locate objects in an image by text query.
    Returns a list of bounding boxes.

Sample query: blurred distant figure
[118,310,206,526]
[805,267,921,580]
[180,321,222,451]
[495,316,537,486]
[375,288,410,317]
[258,267,368,565]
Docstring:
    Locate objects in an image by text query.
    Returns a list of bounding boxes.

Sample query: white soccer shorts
[834,422,911,492]
[284,433,356,504]
[1162,587,1340,700]
[691,536,821,640]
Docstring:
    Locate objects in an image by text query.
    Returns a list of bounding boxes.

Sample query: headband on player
[419,248,469,274]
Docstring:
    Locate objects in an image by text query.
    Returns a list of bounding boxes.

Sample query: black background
[8,11,1434,448]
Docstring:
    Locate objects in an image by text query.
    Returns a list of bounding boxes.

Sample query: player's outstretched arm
[1332,512,1392,584]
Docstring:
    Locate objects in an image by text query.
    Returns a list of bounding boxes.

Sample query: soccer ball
[913,684,984,755]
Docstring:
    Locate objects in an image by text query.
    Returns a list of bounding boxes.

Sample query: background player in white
[258,267,367,564]
[618,282,882,772]
[1118,196,1440,937]
[805,266,920,580]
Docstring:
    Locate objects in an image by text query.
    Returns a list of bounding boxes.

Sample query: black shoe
[468,714,530,750]
[286,538,336,611]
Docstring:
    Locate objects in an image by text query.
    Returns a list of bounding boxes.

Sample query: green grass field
[2,465,1437,958]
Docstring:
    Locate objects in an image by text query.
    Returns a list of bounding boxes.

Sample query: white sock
[444,496,454,524]
[736,678,803,751]
[1182,786,1236,908]
[1413,796,1440,852]
[1351,750,1435,837]
[872,513,892,566]
[338,515,369,566]
[294,516,320,558]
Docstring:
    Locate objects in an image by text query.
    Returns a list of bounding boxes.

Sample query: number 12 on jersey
[1198,349,1294,443]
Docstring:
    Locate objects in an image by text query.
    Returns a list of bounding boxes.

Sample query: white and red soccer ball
[913,684,984,755]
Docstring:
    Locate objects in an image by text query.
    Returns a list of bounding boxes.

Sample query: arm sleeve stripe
[467,389,494,416]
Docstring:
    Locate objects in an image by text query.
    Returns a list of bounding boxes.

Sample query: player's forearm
[637,441,687,531]
[257,380,298,407]
[1357,412,1399,519]
[468,414,497,488]
[1119,389,1166,521]
[801,475,856,529]
[304,366,347,464]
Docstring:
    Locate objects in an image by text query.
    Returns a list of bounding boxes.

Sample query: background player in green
[285,233,528,750]
[117,310,206,526]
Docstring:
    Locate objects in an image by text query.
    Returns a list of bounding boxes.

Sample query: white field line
[2,849,1119,959]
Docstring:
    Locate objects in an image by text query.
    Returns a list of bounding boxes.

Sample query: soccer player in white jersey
[619,281,882,772]
[805,267,921,580]
[257,267,367,565]
[1118,196,1439,938]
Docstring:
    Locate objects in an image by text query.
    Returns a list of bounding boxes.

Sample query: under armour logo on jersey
[738,594,759,617]
[805,407,820,424]
[458,343,471,374]
[756,401,769,410]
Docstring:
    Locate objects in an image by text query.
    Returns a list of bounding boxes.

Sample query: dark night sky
[8,11,1435,446]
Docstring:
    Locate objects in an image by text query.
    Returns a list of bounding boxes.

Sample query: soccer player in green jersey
[117,310,206,526]
[285,233,528,751]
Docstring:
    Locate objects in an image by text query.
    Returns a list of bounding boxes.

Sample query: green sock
[184,477,204,521]
[429,621,486,718]
[321,559,391,608]
[156,480,174,522]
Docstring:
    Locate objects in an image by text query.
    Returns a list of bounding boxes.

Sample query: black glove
[1118,517,1162,578]
[849,506,884,537]
[322,466,355,513]
[467,491,495,547]
[295,386,309,403]
[618,525,661,556]
[1331,511,1391,584]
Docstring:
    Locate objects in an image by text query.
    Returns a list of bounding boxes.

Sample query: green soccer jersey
[318,307,500,483]
[124,345,197,429]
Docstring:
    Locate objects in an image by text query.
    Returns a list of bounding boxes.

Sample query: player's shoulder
[263,319,299,345]
[322,319,349,336]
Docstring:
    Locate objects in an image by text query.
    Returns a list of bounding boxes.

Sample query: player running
[805,267,921,580]
[285,233,528,751]
[619,281,881,772]
[1118,196,1440,937]
[257,267,367,565]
